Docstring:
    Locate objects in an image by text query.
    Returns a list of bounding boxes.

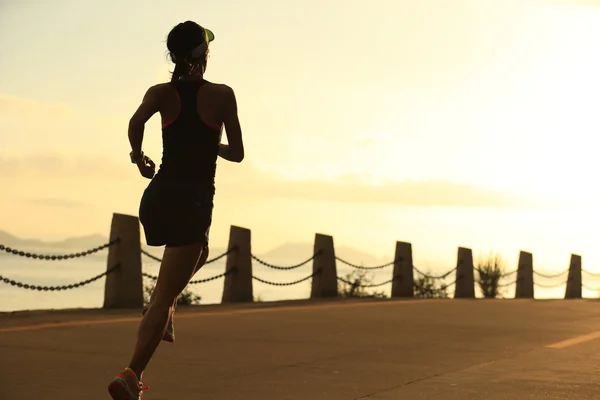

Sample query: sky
[1,0,600,275]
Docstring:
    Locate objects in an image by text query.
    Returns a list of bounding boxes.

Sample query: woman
[108,20,244,400]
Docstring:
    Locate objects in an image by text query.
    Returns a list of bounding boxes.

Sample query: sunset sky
[1,0,600,276]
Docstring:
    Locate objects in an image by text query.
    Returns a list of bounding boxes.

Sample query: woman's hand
[137,155,156,179]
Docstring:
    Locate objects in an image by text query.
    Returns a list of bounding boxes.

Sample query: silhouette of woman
[108,21,244,399]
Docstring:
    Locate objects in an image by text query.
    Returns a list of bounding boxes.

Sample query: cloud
[20,197,94,209]
[0,152,128,178]
[554,0,600,5]
[0,152,552,209]
[216,163,547,209]
[0,93,74,118]
[279,178,518,208]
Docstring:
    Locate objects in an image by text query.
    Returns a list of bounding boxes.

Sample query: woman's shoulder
[144,82,174,96]
[202,80,235,94]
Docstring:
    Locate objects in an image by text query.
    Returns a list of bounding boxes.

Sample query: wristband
[129,150,144,164]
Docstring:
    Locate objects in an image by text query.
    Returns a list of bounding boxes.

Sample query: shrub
[338,269,388,299]
[476,251,506,298]
[143,280,202,306]
[413,275,449,298]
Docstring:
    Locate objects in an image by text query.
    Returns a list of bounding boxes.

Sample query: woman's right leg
[108,241,205,399]
[145,244,209,343]
[195,244,209,274]
[148,244,209,303]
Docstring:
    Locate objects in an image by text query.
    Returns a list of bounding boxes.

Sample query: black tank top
[154,79,220,192]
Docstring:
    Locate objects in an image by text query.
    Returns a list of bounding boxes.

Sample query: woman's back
[155,79,222,188]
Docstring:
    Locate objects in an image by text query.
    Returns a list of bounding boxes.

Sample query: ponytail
[171,60,188,82]
[169,54,206,82]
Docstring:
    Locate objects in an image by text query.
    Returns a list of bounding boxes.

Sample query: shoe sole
[108,380,137,400]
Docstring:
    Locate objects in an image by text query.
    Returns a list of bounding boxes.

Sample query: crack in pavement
[351,358,507,399]
[352,373,445,399]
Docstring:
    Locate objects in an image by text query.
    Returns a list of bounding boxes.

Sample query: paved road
[1,298,600,400]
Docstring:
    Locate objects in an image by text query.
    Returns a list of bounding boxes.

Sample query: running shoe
[107,367,149,400]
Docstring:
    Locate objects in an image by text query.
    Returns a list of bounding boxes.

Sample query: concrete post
[391,241,414,297]
[103,213,144,309]
[454,247,475,298]
[310,233,338,298]
[565,254,582,299]
[222,225,253,303]
[515,251,534,299]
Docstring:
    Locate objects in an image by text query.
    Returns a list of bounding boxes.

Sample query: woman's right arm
[219,86,244,163]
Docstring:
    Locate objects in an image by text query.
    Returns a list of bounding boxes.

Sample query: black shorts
[139,178,214,247]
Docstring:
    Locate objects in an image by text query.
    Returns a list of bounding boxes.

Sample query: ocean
[2,243,596,313]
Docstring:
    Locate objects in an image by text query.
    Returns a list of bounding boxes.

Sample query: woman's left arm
[128,85,162,162]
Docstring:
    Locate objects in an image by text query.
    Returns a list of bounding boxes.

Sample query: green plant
[143,280,202,306]
[338,269,388,299]
[176,288,202,306]
[143,281,153,304]
[476,251,506,298]
[413,275,449,298]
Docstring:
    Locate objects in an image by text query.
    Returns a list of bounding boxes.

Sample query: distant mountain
[0,230,457,277]
[0,230,389,267]
[257,242,389,266]
[49,234,111,249]
[0,230,45,249]
[0,230,110,252]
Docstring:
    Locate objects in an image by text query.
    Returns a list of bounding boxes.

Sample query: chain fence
[409,263,600,298]
[335,257,398,270]
[0,264,121,291]
[140,248,238,290]
[251,250,398,288]
[141,269,234,285]
[141,246,238,264]
[583,268,600,277]
[337,275,398,288]
[414,266,456,280]
[5,235,600,299]
[0,238,119,260]
[253,269,321,286]
[251,251,321,270]
[533,269,569,279]
[0,238,122,292]
[141,247,321,288]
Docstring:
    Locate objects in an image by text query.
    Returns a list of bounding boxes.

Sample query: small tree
[143,280,202,306]
[338,269,388,299]
[413,275,449,298]
[176,288,202,306]
[476,251,506,298]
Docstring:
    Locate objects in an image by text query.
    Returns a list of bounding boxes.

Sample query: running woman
[108,20,244,399]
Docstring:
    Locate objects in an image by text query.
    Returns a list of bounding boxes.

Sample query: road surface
[1,298,600,399]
